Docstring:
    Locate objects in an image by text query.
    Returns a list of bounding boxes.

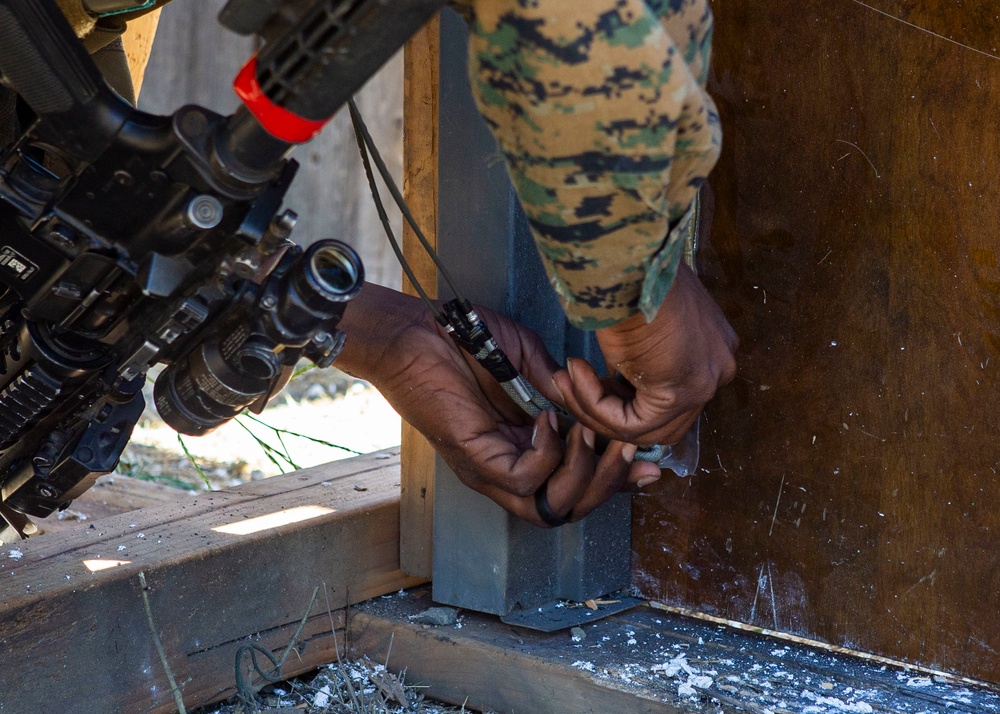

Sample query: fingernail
[582,427,595,450]
[566,358,579,380]
[550,377,566,403]
[547,410,558,432]
[622,443,637,463]
[637,474,661,489]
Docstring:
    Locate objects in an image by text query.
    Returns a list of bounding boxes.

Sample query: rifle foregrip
[0,0,102,116]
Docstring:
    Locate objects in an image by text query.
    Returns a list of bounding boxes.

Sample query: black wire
[234,643,282,706]
[348,101,444,320]
[347,99,466,305]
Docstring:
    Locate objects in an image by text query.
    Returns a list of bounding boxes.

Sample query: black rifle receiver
[0,0,446,537]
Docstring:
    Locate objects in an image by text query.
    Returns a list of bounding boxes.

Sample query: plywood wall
[633,0,1000,684]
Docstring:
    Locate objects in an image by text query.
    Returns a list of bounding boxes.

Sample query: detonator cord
[347,99,465,316]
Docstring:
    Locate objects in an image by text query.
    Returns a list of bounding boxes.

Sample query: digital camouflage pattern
[466,0,721,329]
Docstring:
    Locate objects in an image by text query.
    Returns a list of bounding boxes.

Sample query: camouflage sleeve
[466,0,721,330]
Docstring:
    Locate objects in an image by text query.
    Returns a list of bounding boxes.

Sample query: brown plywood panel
[633,0,1000,682]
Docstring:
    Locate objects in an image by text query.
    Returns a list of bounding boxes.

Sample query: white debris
[56,509,88,521]
[801,690,874,713]
[571,661,595,672]
[906,676,933,687]
[652,653,695,678]
[136,533,145,539]
[8,550,22,560]
[678,674,714,698]
[117,545,126,552]
[312,685,331,709]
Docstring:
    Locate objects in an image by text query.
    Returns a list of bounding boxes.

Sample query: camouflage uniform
[466,0,721,329]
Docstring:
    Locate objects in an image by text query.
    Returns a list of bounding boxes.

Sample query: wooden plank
[350,591,682,714]
[0,452,422,713]
[349,589,1000,714]
[632,0,1000,683]
[399,15,440,579]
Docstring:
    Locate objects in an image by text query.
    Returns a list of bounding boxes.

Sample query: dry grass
[194,656,480,714]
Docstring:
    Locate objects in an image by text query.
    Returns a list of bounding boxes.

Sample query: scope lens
[310,244,358,295]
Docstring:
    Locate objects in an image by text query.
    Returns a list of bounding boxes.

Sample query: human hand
[553,262,738,449]
[334,284,658,525]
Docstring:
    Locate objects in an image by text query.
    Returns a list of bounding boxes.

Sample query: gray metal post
[431,10,633,628]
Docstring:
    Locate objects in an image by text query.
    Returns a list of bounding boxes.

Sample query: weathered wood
[399,15,440,579]
[0,452,422,713]
[350,589,1000,714]
[633,0,1000,683]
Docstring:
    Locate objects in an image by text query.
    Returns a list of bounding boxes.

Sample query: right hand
[552,262,738,448]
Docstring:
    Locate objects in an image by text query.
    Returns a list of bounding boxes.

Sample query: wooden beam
[399,14,440,580]
[0,452,423,713]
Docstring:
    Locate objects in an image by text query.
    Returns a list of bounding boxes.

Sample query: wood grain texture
[0,453,422,713]
[350,591,684,714]
[399,16,440,579]
[633,0,1000,682]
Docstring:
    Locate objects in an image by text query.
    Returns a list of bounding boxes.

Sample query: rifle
[0,0,446,541]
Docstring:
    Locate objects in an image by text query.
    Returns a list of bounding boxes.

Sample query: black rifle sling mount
[0,0,446,541]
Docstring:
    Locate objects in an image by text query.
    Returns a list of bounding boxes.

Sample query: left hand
[333,284,659,525]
